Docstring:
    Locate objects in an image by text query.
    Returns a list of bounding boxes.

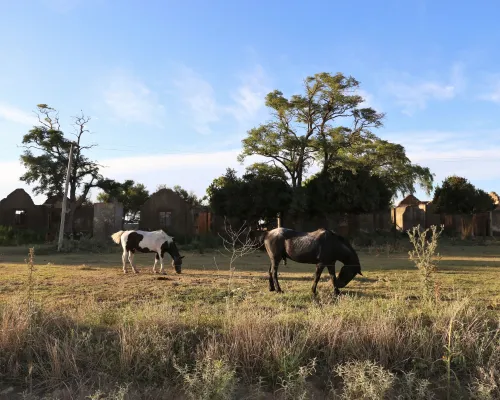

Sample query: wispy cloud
[410,148,500,183]
[171,64,270,135]
[384,63,466,115]
[172,66,220,135]
[225,64,270,123]
[103,71,166,127]
[382,129,500,185]
[355,89,382,111]
[479,79,500,104]
[0,103,36,126]
[0,161,43,203]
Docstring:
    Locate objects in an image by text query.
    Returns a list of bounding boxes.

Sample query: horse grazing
[263,227,363,295]
[111,229,184,274]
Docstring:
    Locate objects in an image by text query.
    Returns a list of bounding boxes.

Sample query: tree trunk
[67,204,77,236]
[296,157,304,187]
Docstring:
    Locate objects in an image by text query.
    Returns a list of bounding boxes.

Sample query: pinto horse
[111,229,184,274]
[263,227,363,295]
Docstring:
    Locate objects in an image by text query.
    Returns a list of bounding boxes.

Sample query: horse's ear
[358,271,363,276]
[180,255,185,259]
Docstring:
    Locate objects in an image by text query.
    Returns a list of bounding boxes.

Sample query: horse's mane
[326,229,356,253]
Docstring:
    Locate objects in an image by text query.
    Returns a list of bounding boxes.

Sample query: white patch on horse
[136,230,171,251]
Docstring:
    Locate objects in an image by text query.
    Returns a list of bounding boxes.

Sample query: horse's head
[171,255,184,274]
[336,263,363,288]
[168,238,184,274]
[336,239,363,288]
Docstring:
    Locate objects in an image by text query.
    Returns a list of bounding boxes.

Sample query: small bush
[174,355,237,400]
[334,359,395,400]
[51,235,118,254]
[396,372,435,400]
[468,361,500,400]
[180,234,223,253]
[0,225,46,246]
[407,224,444,300]
[276,358,317,400]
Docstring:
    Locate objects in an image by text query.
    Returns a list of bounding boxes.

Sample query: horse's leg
[128,251,139,273]
[159,251,166,275]
[312,264,325,295]
[122,250,128,274]
[271,257,282,293]
[268,263,275,291]
[326,264,341,296]
[153,253,159,274]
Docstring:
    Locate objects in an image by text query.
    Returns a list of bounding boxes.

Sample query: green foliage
[245,162,288,181]
[348,138,434,197]
[304,166,393,215]
[156,184,202,207]
[206,167,292,225]
[182,234,223,254]
[0,225,46,246]
[206,168,241,215]
[53,235,119,253]
[238,72,433,197]
[97,179,150,222]
[432,176,496,214]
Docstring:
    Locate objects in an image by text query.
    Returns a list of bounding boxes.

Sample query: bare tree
[217,217,262,299]
[20,104,102,233]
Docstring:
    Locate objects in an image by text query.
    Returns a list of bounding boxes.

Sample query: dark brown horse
[263,227,363,295]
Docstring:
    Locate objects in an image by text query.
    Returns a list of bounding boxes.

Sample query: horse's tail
[111,230,125,244]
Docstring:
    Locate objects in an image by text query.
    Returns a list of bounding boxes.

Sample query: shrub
[0,225,46,246]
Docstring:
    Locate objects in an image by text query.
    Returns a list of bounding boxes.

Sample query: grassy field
[0,240,499,399]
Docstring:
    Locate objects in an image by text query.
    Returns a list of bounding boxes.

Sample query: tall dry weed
[407,224,444,300]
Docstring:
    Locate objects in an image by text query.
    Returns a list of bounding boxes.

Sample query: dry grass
[0,242,499,399]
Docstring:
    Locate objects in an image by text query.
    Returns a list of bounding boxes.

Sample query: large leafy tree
[206,165,292,226]
[432,176,495,214]
[304,167,393,216]
[97,179,150,223]
[19,104,103,232]
[206,168,246,219]
[241,163,293,224]
[237,72,433,197]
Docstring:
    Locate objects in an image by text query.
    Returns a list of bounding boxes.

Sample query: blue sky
[1,0,500,205]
